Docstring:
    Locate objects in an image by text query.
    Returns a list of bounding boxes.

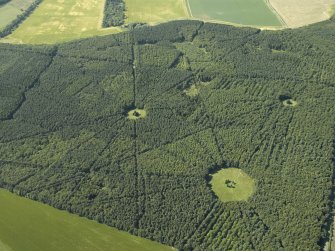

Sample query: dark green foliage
[0,45,56,120]
[225,179,236,188]
[132,20,204,44]
[0,0,10,5]
[0,20,335,250]
[102,0,125,27]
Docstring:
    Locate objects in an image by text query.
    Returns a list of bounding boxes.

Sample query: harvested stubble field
[4,0,121,44]
[269,0,335,27]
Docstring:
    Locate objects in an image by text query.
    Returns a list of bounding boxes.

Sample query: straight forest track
[131,42,144,229]
[1,47,58,121]
[61,124,127,204]
[322,133,335,250]
[185,202,222,247]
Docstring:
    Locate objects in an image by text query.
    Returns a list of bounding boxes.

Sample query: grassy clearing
[124,0,189,24]
[269,0,335,27]
[0,189,173,251]
[187,0,282,27]
[184,82,211,97]
[0,0,34,30]
[210,168,255,202]
[3,0,121,44]
[184,85,200,97]
[128,109,147,120]
[283,99,298,107]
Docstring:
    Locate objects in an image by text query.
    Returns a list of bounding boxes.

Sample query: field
[210,168,255,202]
[124,0,188,24]
[3,0,121,44]
[269,0,335,27]
[0,0,35,30]
[187,0,283,27]
[1,0,334,45]
[0,189,173,251]
[3,0,189,44]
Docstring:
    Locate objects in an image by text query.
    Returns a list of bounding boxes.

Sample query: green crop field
[124,0,188,24]
[187,0,283,27]
[0,189,173,251]
[4,0,120,44]
[210,168,255,202]
[0,0,34,30]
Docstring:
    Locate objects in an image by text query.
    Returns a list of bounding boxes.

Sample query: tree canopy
[0,19,335,250]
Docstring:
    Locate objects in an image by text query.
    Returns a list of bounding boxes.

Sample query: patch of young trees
[102,0,125,27]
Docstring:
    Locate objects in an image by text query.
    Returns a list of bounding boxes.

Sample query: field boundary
[184,0,193,18]
[0,0,43,38]
[0,188,173,251]
[264,0,288,27]
[184,0,284,30]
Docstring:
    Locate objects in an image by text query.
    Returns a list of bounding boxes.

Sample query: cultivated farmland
[0,0,35,30]
[124,0,188,24]
[187,0,283,27]
[0,189,173,251]
[269,0,335,27]
[4,0,120,44]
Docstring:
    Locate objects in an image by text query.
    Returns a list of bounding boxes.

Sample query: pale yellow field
[3,0,121,44]
[124,0,189,24]
[2,0,189,44]
[269,0,335,28]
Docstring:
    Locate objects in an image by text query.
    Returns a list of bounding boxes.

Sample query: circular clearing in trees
[127,109,147,120]
[283,99,298,107]
[184,85,199,97]
[210,168,255,202]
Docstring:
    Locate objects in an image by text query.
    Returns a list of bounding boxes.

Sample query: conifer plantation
[0,19,335,250]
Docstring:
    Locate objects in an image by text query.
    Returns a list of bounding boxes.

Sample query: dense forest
[102,0,125,27]
[0,19,335,250]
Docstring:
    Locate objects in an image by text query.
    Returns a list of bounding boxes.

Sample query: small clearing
[283,99,298,107]
[184,85,200,97]
[210,168,255,202]
[128,108,147,120]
